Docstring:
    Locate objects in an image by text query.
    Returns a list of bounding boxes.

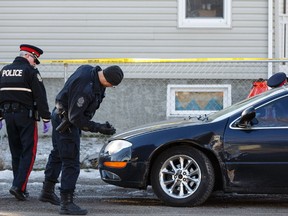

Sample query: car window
[209,87,287,122]
[255,95,288,127]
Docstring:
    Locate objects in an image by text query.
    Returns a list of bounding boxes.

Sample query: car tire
[151,146,214,207]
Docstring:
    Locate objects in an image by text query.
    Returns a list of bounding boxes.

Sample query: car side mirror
[236,107,256,128]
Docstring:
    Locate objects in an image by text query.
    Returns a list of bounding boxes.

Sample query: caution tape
[40,57,271,64]
[1,57,288,64]
[38,57,288,64]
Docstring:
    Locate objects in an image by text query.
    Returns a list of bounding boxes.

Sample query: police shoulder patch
[77,97,85,107]
[37,73,43,82]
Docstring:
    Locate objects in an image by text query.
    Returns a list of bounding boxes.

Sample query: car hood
[112,118,204,140]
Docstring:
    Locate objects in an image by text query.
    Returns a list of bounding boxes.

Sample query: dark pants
[4,109,37,192]
[44,108,80,193]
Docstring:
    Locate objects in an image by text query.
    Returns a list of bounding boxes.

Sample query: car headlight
[104,140,132,155]
[102,140,132,169]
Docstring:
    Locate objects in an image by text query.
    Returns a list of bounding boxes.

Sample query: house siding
[0,0,278,135]
[0,0,269,62]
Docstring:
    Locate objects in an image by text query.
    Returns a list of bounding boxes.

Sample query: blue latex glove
[0,120,2,130]
[43,121,51,133]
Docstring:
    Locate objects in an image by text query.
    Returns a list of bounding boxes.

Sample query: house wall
[275,0,288,59]
[0,0,272,135]
[0,0,269,63]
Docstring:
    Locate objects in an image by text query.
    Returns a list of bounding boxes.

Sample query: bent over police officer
[0,44,51,201]
[39,64,123,215]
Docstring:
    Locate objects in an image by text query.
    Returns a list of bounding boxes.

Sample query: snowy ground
[0,168,156,201]
[0,168,121,200]
[0,169,100,182]
[0,135,105,170]
[0,135,156,199]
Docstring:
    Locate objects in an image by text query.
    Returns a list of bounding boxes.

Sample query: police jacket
[56,65,106,132]
[0,57,51,120]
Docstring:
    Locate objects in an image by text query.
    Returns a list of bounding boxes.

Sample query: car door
[223,95,288,190]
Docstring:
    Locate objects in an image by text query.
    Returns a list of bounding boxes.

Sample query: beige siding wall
[0,0,269,62]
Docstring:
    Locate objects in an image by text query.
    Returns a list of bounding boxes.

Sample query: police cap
[20,44,43,65]
[267,72,287,88]
[103,65,124,86]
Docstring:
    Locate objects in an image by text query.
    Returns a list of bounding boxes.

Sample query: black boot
[24,189,29,198]
[9,186,26,201]
[59,193,87,215]
[38,181,60,205]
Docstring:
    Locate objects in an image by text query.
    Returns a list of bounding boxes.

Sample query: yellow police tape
[1,57,288,65]
[40,57,288,64]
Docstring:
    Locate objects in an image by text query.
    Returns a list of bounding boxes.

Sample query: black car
[98,86,288,207]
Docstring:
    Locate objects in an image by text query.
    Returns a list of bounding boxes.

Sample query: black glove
[98,121,116,135]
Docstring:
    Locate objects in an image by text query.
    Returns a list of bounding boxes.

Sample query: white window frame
[167,84,232,118]
[178,0,232,28]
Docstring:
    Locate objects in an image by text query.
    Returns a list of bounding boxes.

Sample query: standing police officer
[39,64,123,215]
[0,44,51,201]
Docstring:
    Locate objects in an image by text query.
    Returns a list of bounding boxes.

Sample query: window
[167,84,231,118]
[255,96,288,127]
[178,0,231,28]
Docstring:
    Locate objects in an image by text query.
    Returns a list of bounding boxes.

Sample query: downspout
[267,0,273,78]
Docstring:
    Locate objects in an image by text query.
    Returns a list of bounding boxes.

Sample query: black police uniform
[44,65,107,193]
[0,56,51,193]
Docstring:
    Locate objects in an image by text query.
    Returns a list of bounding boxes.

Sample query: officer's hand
[43,121,51,133]
[0,120,3,130]
[98,122,116,135]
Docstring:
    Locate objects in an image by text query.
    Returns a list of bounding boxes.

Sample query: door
[223,95,288,191]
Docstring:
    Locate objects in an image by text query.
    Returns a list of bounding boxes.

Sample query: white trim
[178,0,231,28]
[231,125,288,130]
[267,0,273,77]
[0,87,32,92]
[166,84,231,118]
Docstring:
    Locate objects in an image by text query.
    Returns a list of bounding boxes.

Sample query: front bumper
[98,140,149,189]
[98,161,149,189]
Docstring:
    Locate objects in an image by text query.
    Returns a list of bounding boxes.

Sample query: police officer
[267,72,287,88]
[39,64,123,215]
[0,44,51,201]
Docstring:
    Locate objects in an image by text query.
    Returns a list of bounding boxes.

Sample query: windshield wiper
[184,114,208,121]
[197,114,209,121]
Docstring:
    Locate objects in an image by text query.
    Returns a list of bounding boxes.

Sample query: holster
[33,102,40,121]
[56,109,71,133]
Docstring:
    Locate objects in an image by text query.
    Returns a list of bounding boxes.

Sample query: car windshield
[206,87,287,122]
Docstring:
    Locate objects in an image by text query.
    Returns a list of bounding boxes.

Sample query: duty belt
[1,102,27,113]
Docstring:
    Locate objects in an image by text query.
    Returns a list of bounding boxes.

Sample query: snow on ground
[0,135,105,170]
[0,169,100,181]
